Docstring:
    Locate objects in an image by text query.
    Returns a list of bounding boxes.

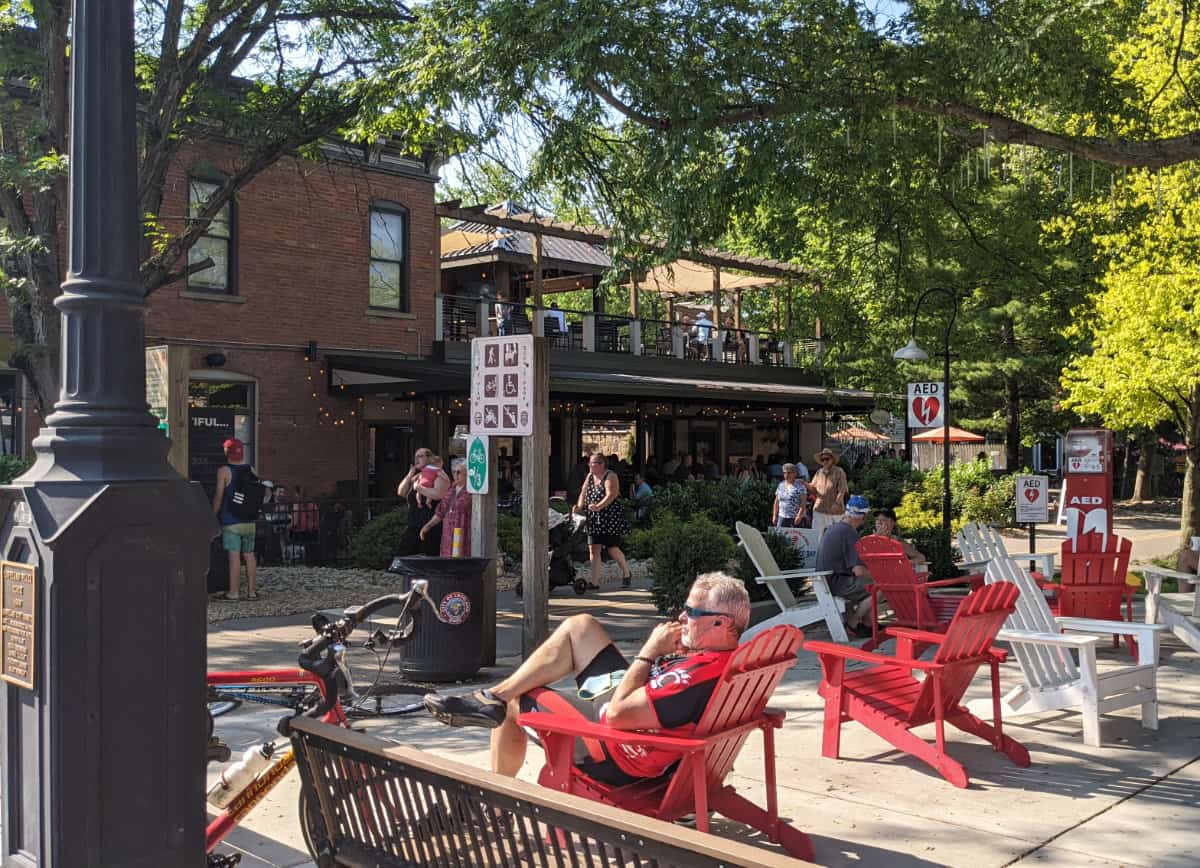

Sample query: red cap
[223,438,244,462]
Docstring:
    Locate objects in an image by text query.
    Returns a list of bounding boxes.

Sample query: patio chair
[735,521,846,642]
[517,625,814,861]
[855,534,982,652]
[803,581,1030,788]
[1059,535,1138,655]
[958,521,1060,611]
[973,556,1162,747]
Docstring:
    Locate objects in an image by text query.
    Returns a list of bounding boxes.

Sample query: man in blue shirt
[814,494,874,638]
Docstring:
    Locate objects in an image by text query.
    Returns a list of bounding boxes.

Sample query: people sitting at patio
[422,573,750,785]
[814,494,875,638]
[871,507,928,566]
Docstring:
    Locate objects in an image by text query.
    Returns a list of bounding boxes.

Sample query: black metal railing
[253,496,402,566]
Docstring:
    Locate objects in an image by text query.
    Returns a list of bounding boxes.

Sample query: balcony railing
[435,293,820,369]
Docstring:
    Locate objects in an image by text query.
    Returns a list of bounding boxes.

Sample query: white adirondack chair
[957,521,1055,577]
[734,522,847,643]
[975,555,1163,747]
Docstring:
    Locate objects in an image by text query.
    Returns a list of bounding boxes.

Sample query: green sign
[467,434,489,494]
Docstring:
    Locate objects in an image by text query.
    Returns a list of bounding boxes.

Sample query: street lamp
[894,288,959,554]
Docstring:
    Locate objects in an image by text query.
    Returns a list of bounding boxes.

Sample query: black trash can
[387,555,491,682]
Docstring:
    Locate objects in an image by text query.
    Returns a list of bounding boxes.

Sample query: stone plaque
[1,561,35,690]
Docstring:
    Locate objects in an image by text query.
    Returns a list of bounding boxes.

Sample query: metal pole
[943,347,952,551]
[0,2,211,864]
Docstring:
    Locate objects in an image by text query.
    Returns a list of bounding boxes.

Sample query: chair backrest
[985,556,1079,689]
[909,582,1020,723]
[735,521,782,576]
[1059,535,1132,621]
[655,624,802,818]
[856,535,939,628]
[957,522,1007,563]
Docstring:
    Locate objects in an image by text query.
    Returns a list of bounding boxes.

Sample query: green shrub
[0,454,30,484]
[644,478,775,531]
[497,514,522,561]
[852,458,921,510]
[733,528,802,602]
[962,472,1017,526]
[626,511,682,560]
[349,506,408,569]
[649,513,736,616]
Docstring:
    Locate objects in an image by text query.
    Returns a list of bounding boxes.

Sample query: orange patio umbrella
[911,426,985,443]
[830,426,889,442]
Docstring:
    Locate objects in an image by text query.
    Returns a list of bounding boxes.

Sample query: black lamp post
[0,1,211,864]
[895,288,959,553]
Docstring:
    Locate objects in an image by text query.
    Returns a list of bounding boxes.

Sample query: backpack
[227,465,265,522]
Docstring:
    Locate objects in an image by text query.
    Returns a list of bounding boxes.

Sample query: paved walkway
[209,564,1200,867]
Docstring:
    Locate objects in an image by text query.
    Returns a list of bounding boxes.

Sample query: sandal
[211,592,241,602]
[246,592,260,601]
[621,574,632,589]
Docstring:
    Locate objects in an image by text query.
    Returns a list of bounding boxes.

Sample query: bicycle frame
[205,668,346,854]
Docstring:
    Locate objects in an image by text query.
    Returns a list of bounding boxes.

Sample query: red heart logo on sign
[1024,488,1039,503]
[912,396,940,426]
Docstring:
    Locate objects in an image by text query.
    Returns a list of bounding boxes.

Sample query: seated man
[871,507,928,567]
[814,493,875,638]
[424,573,750,785]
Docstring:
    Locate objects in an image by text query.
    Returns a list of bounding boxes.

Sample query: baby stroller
[515,508,590,597]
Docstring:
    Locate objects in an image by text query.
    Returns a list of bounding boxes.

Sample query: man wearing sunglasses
[424,573,750,786]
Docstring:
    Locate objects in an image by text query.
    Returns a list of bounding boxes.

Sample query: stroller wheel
[514,582,523,598]
[573,579,588,595]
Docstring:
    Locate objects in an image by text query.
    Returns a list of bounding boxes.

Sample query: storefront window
[189,379,256,492]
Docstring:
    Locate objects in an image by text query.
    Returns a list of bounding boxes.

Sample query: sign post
[470,334,549,654]
[1015,474,1050,556]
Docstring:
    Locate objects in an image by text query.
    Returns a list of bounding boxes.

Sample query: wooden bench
[289,716,810,867]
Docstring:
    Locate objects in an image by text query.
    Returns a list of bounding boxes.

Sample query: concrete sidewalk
[208,577,1200,868]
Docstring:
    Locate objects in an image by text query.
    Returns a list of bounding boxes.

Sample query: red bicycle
[205,579,441,867]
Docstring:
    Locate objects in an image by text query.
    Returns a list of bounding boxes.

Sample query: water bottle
[207,743,275,809]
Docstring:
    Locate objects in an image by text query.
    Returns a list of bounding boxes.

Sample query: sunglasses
[680,605,731,620]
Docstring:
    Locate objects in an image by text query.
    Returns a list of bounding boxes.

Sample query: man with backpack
[212,437,265,600]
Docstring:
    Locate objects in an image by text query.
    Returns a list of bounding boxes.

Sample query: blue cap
[846,494,870,517]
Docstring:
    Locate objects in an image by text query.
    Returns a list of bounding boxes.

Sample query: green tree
[0,1,436,410]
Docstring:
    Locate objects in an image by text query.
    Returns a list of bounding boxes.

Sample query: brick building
[4,136,442,498]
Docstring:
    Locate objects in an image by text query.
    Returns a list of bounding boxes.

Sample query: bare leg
[490,698,528,776]
[608,546,629,577]
[588,544,602,586]
[226,550,241,598]
[490,614,613,702]
[846,597,873,628]
[244,552,258,597]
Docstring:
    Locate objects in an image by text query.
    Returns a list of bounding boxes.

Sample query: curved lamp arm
[909,287,959,354]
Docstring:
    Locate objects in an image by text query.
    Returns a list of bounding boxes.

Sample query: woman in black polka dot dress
[574,452,633,589]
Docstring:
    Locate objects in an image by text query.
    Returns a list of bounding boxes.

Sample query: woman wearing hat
[810,448,848,538]
[771,463,808,528]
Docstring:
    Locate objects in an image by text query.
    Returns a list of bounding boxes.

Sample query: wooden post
[532,235,544,309]
[471,435,499,666]
[666,297,675,325]
[711,266,721,326]
[522,336,551,654]
[734,290,743,330]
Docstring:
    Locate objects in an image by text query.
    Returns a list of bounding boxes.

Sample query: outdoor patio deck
[208,580,1200,868]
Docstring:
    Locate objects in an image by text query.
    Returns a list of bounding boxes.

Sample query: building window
[369,205,407,310]
[187,178,233,292]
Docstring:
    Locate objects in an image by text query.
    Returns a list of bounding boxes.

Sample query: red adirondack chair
[803,582,1030,788]
[517,625,813,862]
[856,535,982,652]
[1060,535,1138,655]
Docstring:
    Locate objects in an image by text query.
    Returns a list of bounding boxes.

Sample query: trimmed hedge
[649,513,736,616]
[349,506,408,570]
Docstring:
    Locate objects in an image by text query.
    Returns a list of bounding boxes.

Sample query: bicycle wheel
[345,684,429,718]
[207,697,243,718]
[298,786,330,862]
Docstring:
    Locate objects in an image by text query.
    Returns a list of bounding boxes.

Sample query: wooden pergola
[437,202,821,334]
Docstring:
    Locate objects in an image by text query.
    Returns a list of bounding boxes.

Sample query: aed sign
[907,382,945,428]
[1015,474,1049,524]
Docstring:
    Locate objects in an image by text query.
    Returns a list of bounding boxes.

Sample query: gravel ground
[207,559,653,623]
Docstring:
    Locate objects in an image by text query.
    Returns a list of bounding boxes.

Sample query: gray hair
[692,572,751,633]
[782,462,798,474]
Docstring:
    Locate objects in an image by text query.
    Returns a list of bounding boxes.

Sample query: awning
[623,259,778,297]
[326,353,876,410]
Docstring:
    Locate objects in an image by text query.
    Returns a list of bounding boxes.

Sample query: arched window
[187,177,235,293]
[369,203,408,311]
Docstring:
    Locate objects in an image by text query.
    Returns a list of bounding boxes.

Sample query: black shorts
[518,643,641,786]
[587,533,624,549]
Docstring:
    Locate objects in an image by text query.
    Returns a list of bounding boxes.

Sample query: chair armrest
[926,576,979,590]
[802,639,943,671]
[998,628,1099,648]
[516,713,708,753]
[1055,617,1167,638]
[1139,566,1196,582]
[958,560,991,573]
[884,626,947,645]
[755,569,832,583]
